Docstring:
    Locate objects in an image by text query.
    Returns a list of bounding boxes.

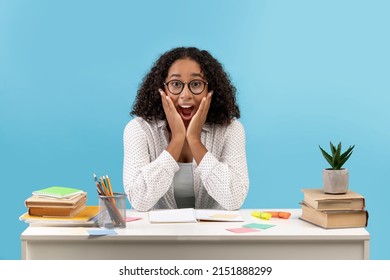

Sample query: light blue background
[1,0,389,259]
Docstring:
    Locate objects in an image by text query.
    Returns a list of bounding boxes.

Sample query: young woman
[123,47,249,211]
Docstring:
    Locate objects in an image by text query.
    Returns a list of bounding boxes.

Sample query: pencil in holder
[98,193,127,228]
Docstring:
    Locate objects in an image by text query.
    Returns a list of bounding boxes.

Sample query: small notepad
[32,186,84,198]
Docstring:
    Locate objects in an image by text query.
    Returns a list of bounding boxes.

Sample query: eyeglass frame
[163,79,209,95]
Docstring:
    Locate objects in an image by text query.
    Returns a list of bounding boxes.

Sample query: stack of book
[300,188,368,229]
[24,186,87,217]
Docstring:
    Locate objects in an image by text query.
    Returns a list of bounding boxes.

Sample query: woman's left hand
[186,91,213,142]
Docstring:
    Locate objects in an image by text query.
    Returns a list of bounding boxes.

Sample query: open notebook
[148,208,244,223]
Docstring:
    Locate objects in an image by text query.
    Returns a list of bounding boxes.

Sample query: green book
[32,186,84,198]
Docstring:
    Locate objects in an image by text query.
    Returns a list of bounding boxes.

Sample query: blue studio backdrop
[1,0,389,259]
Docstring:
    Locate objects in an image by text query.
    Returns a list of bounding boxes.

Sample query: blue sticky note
[243,223,275,230]
[87,229,117,236]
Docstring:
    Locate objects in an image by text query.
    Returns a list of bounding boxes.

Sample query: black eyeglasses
[164,79,208,95]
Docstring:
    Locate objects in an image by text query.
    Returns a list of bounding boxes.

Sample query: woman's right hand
[159,89,186,142]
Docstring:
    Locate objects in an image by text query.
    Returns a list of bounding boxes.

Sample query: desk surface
[21,209,370,260]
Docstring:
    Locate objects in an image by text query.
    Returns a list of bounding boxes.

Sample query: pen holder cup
[98,193,127,228]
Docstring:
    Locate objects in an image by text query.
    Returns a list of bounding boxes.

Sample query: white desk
[21,209,370,260]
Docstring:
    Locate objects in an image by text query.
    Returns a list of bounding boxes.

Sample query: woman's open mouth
[178,105,195,121]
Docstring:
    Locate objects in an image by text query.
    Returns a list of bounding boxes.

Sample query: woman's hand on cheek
[159,89,186,141]
[187,91,213,142]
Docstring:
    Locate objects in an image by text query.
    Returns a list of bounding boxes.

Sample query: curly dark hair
[131,47,240,124]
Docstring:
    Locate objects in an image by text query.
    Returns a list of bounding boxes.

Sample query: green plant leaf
[337,151,353,169]
[319,146,334,168]
[336,142,342,155]
[330,142,336,156]
[340,145,355,160]
[332,142,342,169]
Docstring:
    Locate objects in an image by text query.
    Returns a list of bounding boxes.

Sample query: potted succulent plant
[319,142,355,194]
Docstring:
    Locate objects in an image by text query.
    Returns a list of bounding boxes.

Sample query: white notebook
[148,208,244,223]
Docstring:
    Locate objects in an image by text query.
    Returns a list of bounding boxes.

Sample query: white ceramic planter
[322,168,349,194]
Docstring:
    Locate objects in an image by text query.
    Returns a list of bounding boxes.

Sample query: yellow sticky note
[251,211,272,220]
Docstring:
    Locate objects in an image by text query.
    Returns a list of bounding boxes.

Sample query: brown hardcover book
[300,203,368,229]
[19,206,99,226]
[301,188,365,211]
[25,193,87,207]
[28,202,87,217]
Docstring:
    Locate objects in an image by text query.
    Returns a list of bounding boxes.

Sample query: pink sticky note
[226,227,260,234]
[126,217,141,222]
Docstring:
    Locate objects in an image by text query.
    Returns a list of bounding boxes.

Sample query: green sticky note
[32,186,84,198]
[243,223,275,230]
